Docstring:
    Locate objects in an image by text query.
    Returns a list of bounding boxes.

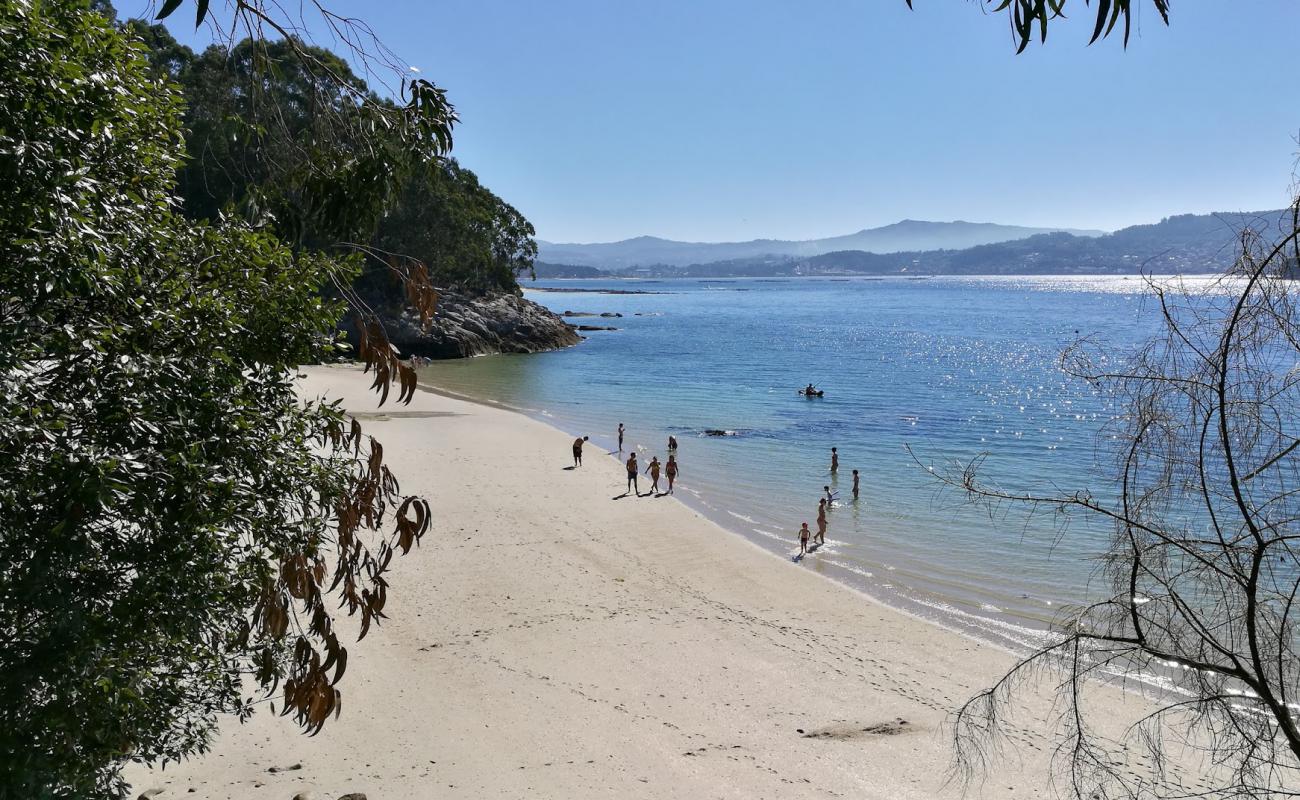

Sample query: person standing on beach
[665,454,679,494]
[625,452,639,495]
[646,456,662,494]
[815,498,827,545]
[798,522,811,556]
[572,435,589,467]
[830,446,839,474]
[852,469,860,500]
[618,423,625,452]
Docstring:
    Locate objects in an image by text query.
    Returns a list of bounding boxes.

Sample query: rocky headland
[341,289,582,360]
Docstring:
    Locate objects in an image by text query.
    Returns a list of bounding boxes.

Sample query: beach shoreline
[410,361,1065,659]
[413,375,1039,661]
[125,363,1209,800]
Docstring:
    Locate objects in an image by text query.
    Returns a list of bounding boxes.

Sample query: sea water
[417,275,1230,653]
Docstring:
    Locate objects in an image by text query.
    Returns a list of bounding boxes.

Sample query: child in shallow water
[798,522,811,556]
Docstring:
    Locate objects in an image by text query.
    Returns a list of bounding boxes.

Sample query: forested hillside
[130,19,537,297]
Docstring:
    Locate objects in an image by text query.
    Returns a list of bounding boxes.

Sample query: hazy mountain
[800,209,1291,277]
[554,209,1291,279]
[537,220,1106,268]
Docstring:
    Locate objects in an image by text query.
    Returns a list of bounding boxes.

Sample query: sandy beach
[125,363,1212,799]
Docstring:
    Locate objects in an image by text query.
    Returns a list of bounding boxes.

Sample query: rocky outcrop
[341,289,582,360]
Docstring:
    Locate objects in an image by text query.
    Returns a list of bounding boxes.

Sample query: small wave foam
[727,511,759,524]
[825,559,874,579]
[750,527,786,542]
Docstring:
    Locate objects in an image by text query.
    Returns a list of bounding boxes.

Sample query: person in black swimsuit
[625,452,638,495]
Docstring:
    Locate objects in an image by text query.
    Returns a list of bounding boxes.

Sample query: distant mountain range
[537,219,1106,269]
[532,209,1292,279]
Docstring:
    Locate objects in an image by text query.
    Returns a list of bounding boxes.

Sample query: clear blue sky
[150,1,1299,243]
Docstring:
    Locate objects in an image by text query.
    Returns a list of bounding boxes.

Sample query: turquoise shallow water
[418,275,1224,652]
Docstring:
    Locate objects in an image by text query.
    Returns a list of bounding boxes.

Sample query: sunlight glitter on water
[419,275,1201,653]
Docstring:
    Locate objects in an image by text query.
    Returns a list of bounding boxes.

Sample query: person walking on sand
[665,454,679,494]
[646,456,662,494]
[572,435,589,467]
[618,423,625,453]
[625,452,639,495]
[830,446,839,474]
[852,469,860,500]
[798,522,811,556]
[816,498,827,545]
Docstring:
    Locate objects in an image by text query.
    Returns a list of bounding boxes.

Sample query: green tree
[0,2,430,797]
[175,37,406,247]
[371,159,538,294]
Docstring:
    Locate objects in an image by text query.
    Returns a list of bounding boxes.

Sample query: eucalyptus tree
[0,1,437,797]
[906,0,1170,52]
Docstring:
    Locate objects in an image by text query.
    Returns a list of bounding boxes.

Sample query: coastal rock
[341,289,581,360]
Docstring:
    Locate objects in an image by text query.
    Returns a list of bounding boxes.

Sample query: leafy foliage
[906,0,1170,52]
[0,2,428,797]
[371,159,538,294]
[132,21,533,298]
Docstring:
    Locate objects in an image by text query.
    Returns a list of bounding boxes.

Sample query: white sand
[125,364,1213,799]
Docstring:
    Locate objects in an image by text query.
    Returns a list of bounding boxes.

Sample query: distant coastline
[534,207,1288,278]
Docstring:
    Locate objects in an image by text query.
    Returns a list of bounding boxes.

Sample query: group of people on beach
[570,422,680,497]
[571,424,860,557]
[797,446,860,558]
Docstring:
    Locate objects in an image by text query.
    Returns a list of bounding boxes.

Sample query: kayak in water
[799,389,825,397]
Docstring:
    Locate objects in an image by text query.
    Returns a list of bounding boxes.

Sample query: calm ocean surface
[418,275,1225,653]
